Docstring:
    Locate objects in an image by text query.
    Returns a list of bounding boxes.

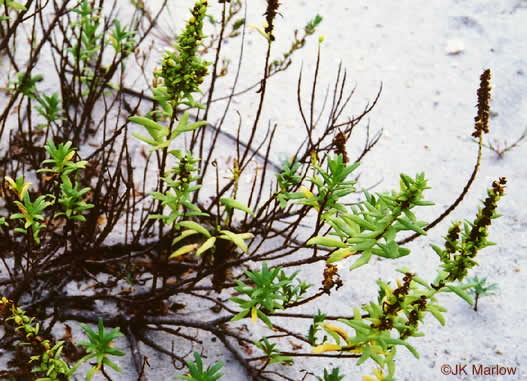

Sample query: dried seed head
[472,69,491,139]
[263,0,280,41]
[333,130,349,163]
[322,263,343,294]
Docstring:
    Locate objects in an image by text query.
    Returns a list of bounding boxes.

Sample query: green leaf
[444,285,473,305]
[231,309,249,322]
[349,250,373,271]
[173,111,207,136]
[169,244,199,259]
[7,1,27,11]
[385,338,419,359]
[172,229,199,245]
[220,198,255,216]
[327,248,356,263]
[376,241,400,258]
[178,220,211,237]
[427,305,446,326]
[196,237,216,256]
[257,309,273,328]
[131,132,158,147]
[350,239,377,252]
[129,116,164,140]
[219,230,252,254]
[306,236,348,248]
[397,217,427,235]
[345,214,377,231]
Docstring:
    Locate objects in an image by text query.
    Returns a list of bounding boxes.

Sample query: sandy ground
[2,1,527,380]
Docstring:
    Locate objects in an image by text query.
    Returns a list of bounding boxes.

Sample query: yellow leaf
[327,248,357,263]
[312,343,341,354]
[19,183,31,200]
[361,376,376,381]
[247,23,271,42]
[64,150,76,162]
[299,186,319,211]
[169,244,199,259]
[323,323,349,340]
[4,176,15,188]
[299,186,313,199]
[251,306,257,323]
[361,375,377,381]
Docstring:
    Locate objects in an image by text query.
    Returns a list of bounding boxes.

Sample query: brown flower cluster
[321,263,343,294]
[333,130,349,163]
[466,176,506,257]
[472,69,491,138]
[264,0,280,41]
[444,222,461,255]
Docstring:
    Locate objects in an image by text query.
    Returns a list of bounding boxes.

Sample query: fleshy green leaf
[169,244,199,259]
[219,230,252,254]
[220,198,255,216]
[196,237,216,256]
[306,236,348,248]
[178,220,211,238]
[327,248,357,263]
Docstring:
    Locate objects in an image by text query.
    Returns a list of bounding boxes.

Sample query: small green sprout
[230,262,290,328]
[316,367,345,381]
[9,72,43,98]
[307,310,327,345]
[175,351,224,381]
[253,337,293,365]
[38,140,88,176]
[35,93,64,127]
[31,341,72,381]
[275,157,302,208]
[69,0,102,64]
[55,174,94,222]
[78,318,125,381]
[10,191,53,245]
[461,275,499,311]
[109,19,136,56]
[4,175,32,200]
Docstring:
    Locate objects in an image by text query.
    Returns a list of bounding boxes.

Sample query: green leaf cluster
[31,340,72,381]
[35,93,64,127]
[308,173,432,269]
[307,310,327,345]
[463,275,498,298]
[175,351,224,381]
[275,158,302,208]
[316,367,345,381]
[10,192,52,245]
[231,263,296,328]
[253,337,293,365]
[54,175,94,222]
[38,140,93,225]
[149,151,206,228]
[38,141,88,176]
[9,72,43,98]
[0,298,73,381]
[69,0,102,64]
[78,318,125,381]
[109,19,136,56]
[293,154,358,213]
[131,112,206,152]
